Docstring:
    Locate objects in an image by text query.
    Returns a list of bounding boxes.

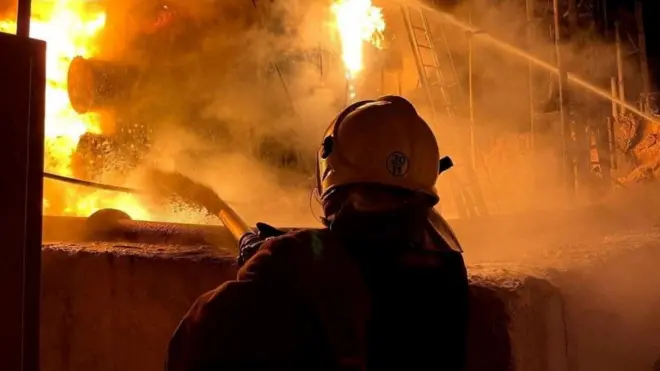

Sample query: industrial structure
[1,1,45,368]
[395,0,658,214]
[2,0,660,370]
[57,0,658,219]
[520,0,655,193]
[4,0,652,219]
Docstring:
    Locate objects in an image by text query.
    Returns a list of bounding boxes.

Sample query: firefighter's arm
[237,222,286,266]
[165,235,310,371]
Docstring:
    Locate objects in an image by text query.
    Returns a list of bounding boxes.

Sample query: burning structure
[1,0,394,222]
[1,0,657,221]
[4,0,660,370]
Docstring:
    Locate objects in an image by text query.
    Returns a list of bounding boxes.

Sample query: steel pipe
[16,0,31,37]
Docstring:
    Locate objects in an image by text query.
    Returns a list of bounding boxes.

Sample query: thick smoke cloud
[93,0,345,226]
[65,0,646,224]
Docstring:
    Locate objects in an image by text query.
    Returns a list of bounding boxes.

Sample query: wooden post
[598,119,613,188]
[0,32,46,371]
[468,2,477,170]
[607,117,617,171]
[524,0,537,202]
[609,77,618,171]
[553,0,576,199]
[566,0,590,194]
[567,0,578,32]
[601,0,608,35]
[635,1,651,99]
[526,0,535,151]
[610,77,618,117]
[16,0,31,37]
[615,21,626,115]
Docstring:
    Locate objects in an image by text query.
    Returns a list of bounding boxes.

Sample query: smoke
[92,1,660,367]
[388,0,648,215]
[385,3,660,369]
[89,0,347,226]
[138,124,320,227]
[27,0,660,365]
[84,0,651,226]
[0,0,15,18]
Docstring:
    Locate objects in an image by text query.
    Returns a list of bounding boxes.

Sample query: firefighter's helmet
[315,95,442,205]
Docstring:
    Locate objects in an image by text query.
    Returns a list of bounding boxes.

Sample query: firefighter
[166,95,469,371]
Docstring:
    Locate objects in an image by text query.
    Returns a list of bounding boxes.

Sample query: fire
[0,1,151,219]
[330,0,385,100]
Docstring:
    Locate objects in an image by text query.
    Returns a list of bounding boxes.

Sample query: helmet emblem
[386,151,409,177]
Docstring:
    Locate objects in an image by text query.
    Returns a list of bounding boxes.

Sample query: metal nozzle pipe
[216,205,252,242]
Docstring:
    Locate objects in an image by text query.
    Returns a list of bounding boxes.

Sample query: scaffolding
[523,0,651,199]
[403,0,654,211]
[400,5,489,218]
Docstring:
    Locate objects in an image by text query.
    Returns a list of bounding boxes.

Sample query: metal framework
[405,0,653,209]
[400,5,489,219]
[0,31,46,371]
[0,0,45,369]
[524,0,652,199]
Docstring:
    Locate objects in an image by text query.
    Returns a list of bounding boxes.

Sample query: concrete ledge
[41,243,565,371]
[551,230,660,371]
[41,243,235,371]
[468,266,568,371]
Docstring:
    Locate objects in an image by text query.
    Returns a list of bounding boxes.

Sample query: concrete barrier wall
[468,268,570,371]
[41,244,235,371]
[41,243,566,371]
[553,235,660,371]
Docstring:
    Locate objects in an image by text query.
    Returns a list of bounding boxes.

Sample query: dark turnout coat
[166,219,469,371]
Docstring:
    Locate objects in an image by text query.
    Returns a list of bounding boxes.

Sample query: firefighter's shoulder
[237,228,336,280]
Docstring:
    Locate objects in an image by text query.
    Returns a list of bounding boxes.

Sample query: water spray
[45,170,251,248]
[397,0,660,126]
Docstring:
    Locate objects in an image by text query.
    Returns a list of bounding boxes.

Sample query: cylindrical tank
[67,56,139,114]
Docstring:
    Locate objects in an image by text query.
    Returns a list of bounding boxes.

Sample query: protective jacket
[166,214,469,371]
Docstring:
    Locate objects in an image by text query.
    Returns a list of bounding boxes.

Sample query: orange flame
[0,1,152,219]
[331,0,385,100]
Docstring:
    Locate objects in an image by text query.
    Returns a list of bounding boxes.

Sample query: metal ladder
[401,6,488,218]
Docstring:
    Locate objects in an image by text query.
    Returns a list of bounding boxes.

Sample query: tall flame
[0,0,151,220]
[331,0,385,100]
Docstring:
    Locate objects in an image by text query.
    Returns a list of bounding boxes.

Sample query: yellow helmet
[315,96,445,205]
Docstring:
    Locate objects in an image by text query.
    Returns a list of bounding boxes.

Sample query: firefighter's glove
[237,222,285,266]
